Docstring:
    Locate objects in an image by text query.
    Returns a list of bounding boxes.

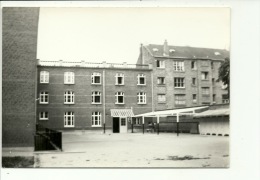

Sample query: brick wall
[2,8,39,147]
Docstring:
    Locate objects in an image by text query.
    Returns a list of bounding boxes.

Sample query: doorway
[113,117,128,133]
[113,117,120,133]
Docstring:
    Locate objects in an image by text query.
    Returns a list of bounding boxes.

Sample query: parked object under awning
[111,109,134,117]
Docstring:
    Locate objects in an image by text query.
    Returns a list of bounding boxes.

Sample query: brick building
[2,8,40,147]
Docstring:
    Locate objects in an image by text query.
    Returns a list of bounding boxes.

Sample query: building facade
[37,41,229,132]
[2,8,40,147]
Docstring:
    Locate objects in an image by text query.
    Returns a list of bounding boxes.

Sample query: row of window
[40,111,102,127]
[40,71,146,85]
[156,60,215,70]
[39,91,147,104]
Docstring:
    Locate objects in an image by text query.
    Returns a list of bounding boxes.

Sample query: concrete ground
[33,132,229,168]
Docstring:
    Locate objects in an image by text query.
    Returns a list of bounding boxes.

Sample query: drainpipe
[103,70,106,134]
[142,116,145,134]
[177,113,179,137]
[157,115,160,135]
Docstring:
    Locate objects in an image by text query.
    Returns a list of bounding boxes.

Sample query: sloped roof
[145,44,229,60]
[193,108,230,118]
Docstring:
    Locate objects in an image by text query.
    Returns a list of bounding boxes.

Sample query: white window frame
[202,87,210,95]
[157,77,165,85]
[174,78,185,88]
[192,94,197,103]
[64,91,75,104]
[175,94,186,105]
[156,60,165,68]
[39,112,48,120]
[137,74,146,85]
[40,92,49,104]
[92,91,102,104]
[91,72,101,85]
[137,92,146,104]
[64,112,74,127]
[173,61,185,71]
[115,73,124,85]
[115,92,124,104]
[64,72,75,84]
[201,72,209,80]
[91,112,102,127]
[158,94,166,103]
[191,61,197,70]
[40,71,49,83]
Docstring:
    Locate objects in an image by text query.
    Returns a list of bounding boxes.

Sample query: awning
[193,108,230,118]
[135,106,209,117]
[111,109,134,117]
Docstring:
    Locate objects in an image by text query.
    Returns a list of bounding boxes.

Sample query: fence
[34,124,62,151]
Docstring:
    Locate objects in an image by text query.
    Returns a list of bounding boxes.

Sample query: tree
[218,57,230,98]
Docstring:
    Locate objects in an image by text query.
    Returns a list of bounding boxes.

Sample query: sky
[37,7,230,64]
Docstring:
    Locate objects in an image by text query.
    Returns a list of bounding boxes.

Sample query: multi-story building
[37,41,229,133]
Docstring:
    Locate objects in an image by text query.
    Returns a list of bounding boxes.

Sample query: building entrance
[113,117,128,133]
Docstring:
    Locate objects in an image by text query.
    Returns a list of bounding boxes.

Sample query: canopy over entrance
[134,106,209,118]
[111,109,134,117]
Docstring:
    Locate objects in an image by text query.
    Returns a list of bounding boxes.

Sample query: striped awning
[111,109,134,117]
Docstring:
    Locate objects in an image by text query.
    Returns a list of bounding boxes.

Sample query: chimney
[163,40,169,56]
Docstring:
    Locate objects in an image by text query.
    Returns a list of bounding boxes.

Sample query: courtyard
[33,132,229,168]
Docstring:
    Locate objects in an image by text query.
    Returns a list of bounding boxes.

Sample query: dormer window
[214,52,221,55]
[169,49,175,53]
[152,48,159,52]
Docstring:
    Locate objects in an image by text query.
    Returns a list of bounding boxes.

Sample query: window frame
[91,72,101,85]
[64,91,75,104]
[202,87,210,95]
[156,60,165,68]
[64,112,75,128]
[175,94,186,105]
[137,92,147,104]
[192,94,197,103]
[39,92,49,104]
[157,94,166,103]
[115,73,124,85]
[137,74,146,85]
[157,77,165,85]
[40,71,49,84]
[115,92,125,104]
[64,72,75,84]
[173,61,185,72]
[91,112,102,127]
[192,78,196,86]
[201,72,209,80]
[174,77,185,88]
[191,61,197,70]
[92,91,102,104]
[39,112,48,120]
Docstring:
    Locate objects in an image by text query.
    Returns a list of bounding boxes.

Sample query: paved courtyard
[33,131,229,168]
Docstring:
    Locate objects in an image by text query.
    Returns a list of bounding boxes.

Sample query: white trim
[91,112,101,127]
[64,91,75,104]
[91,72,101,85]
[64,72,75,84]
[64,112,74,127]
[40,71,49,83]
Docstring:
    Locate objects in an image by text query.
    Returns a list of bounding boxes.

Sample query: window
[158,94,166,103]
[191,61,197,70]
[137,92,146,104]
[115,92,124,104]
[202,87,210,95]
[222,94,229,104]
[156,60,165,68]
[134,118,141,125]
[64,112,74,127]
[192,94,197,103]
[121,118,126,126]
[91,72,101,84]
[92,91,101,104]
[213,94,216,103]
[64,91,74,104]
[173,61,184,71]
[64,72,75,84]
[175,94,186,105]
[40,92,48,104]
[201,72,209,80]
[40,71,49,83]
[174,78,185,88]
[157,77,165,85]
[92,112,101,127]
[222,83,228,89]
[192,78,196,86]
[115,73,124,85]
[137,74,146,85]
[39,112,48,120]
[211,62,214,69]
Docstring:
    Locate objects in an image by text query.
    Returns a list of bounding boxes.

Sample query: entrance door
[113,117,120,133]
[120,117,127,133]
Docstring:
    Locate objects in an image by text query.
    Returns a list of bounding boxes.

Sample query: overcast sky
[37,7,230,64]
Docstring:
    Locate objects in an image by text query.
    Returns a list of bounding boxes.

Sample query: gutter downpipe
[103,70,106,134]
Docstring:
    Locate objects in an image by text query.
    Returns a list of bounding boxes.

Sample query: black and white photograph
[2,6,231,168]
[1,1,260,179]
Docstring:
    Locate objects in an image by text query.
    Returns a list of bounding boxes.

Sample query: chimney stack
[163,40,169,56]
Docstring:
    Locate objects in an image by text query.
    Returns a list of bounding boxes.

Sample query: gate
[34,124,62,151]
